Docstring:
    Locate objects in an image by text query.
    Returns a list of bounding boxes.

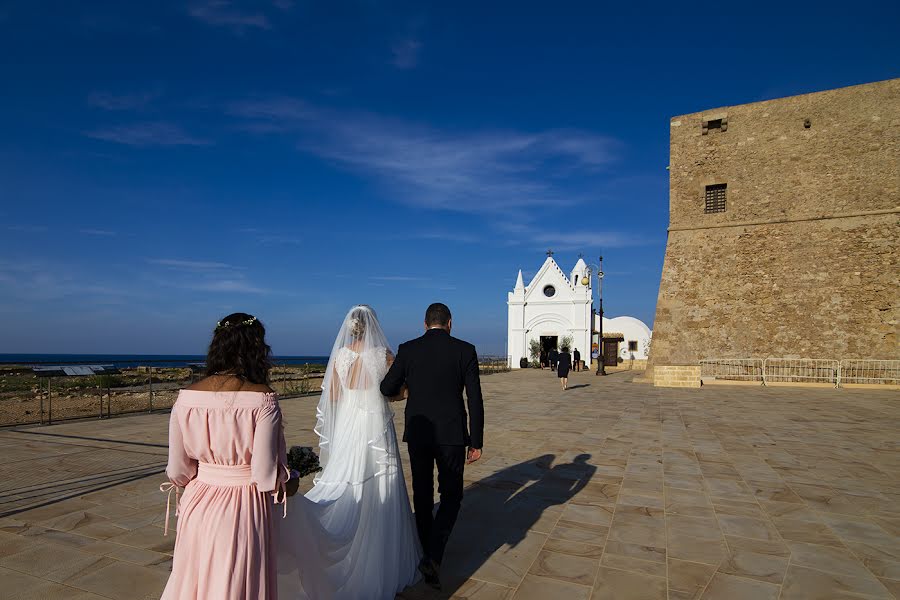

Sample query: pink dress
[161,390,289,600]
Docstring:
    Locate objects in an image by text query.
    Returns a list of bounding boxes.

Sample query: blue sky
[1,1,898,355]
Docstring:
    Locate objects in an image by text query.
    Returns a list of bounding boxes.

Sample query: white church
[507,253,652,368]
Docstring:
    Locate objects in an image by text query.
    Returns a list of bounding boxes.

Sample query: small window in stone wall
[628,341,638,352]
[701,117,727,135]
[704,184,727,213]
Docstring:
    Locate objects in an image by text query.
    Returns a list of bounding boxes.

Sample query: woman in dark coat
[539,349,548,369]
[557,346,572,390]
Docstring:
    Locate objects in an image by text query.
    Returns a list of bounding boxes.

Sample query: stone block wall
[653,365,701,388]
[648,79,899,382]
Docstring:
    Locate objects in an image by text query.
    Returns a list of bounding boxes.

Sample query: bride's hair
[348,305,374,339]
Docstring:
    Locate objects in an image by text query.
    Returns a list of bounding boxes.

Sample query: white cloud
[496,221,649,251]
[228,97,619,215]
[80,229,117,237]
[369,276,429,282]
[188,1,271,31]
[183,279,269,294]
[88,90,160,111]
[6,225,48,233]
[86,122,209,147]
[148,258,238,271]
[148,260,269,294]
[0,260,133,303]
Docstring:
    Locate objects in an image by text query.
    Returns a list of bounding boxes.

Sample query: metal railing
[479,356,512,375]
[2,354,515,427]
[698,358,898,388]
[700,358,764,382]
[764,358,840,386]
[839,359,900,385]
[0,359,327,428]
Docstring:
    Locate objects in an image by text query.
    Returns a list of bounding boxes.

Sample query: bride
[278,305,422,599]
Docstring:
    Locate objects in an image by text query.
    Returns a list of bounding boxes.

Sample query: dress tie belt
[197,462,253,486]
[160,463,288,537]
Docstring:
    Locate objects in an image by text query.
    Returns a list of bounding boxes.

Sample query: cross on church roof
[546,249,554,257]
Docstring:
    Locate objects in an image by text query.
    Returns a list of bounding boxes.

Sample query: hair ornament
[216,316,258,331]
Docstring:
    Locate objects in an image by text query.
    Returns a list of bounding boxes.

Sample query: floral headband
[216,316,257,331]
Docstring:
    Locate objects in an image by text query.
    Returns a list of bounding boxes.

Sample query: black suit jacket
[380,329,484,449]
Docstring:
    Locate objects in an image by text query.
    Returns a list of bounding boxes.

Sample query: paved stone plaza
[1,369,898,599]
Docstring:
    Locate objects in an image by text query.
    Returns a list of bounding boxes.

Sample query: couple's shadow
[400,453,596,598]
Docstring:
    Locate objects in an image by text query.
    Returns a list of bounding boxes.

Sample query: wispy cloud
[6,225,48,233]
[228,97,619,214]
[86,122,210,147]
[80,229,117,237]
[369,276,430,282]
[181,279,269,294]
[88,90,160,111]
[148,258,268,294]
[496,221,649,251]
[236,228,303,245]
[257,234,303,245]
[148,258,238,271]
[399,231,480,244]
[391,38,422,69]
[188,1,271,31]
[0,260,133,303]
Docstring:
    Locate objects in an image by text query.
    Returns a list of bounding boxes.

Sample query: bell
[580,276,590,286]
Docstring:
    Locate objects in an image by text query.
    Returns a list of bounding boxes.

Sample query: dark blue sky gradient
[1,1,897,354]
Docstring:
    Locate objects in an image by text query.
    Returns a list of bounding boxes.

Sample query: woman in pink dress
[161,313,291,600]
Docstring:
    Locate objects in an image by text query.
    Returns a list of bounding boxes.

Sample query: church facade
[507,254,592,368]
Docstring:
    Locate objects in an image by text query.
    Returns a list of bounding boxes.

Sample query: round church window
[543,285,556,297]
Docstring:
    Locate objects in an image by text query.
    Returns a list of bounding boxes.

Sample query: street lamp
[581,255,606,376]
[596,255,606,376]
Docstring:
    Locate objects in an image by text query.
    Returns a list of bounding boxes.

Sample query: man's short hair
[425,303,452,327]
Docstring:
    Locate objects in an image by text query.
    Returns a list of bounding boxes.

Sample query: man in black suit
[573,348,581,371]
[380,302,484,590]
[549,346,559,371]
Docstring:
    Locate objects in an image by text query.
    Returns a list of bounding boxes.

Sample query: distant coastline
[0,354,330,368]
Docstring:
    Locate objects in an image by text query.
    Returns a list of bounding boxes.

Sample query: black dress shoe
[418,558,442,590]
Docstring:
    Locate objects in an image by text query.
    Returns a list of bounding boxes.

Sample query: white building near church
[507,254,592,368]
[507,254,653,368]
[596,315,653,361]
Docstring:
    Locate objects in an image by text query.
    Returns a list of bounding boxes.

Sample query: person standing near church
[539,349,547,370]
[557,345,572,390]
[549,347,559,371]
[573,348,581,372]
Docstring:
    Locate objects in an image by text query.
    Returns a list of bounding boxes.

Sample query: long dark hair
[206,313,272,384]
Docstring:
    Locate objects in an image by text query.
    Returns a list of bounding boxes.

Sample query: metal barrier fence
[699,358,898,387]
[479,356,512,376]
[763,358,840,386]
[839,360,900,385]
[700,359,764,382]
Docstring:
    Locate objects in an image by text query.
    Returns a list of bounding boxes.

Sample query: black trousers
[407,443,465,565]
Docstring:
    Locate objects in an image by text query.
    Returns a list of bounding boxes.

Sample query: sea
[0,354,330,368]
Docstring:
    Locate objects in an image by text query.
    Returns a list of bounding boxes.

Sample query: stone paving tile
[700,572,781,599]
[1,369,899,598]
[780,564,894,599]
[592,566,667,600]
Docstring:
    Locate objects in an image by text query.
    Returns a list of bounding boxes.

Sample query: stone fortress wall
[647,78,899,385]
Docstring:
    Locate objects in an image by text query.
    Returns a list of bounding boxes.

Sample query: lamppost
[595,255,606,376]
[581,255,606,376]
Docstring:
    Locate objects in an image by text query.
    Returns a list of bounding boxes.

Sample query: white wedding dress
[278,307,422,600]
